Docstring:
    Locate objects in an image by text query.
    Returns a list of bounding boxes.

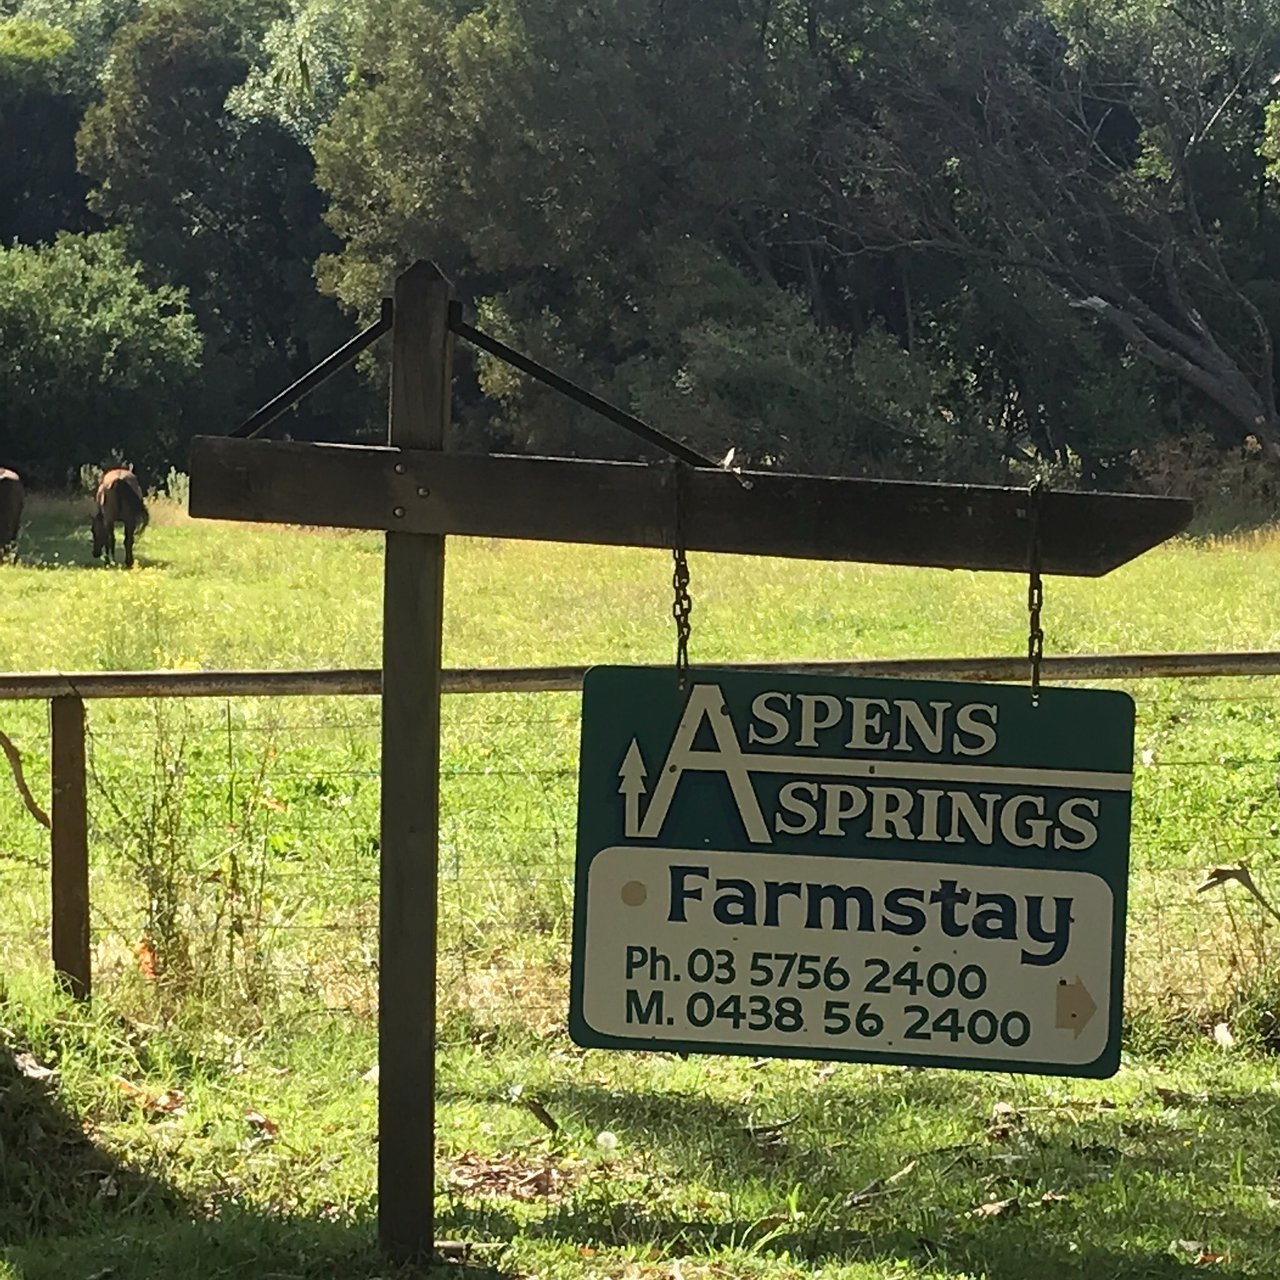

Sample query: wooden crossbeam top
[189,436,1192,576]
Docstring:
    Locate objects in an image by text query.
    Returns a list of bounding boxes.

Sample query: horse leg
[124,521,134,569]
[107,522,116,564]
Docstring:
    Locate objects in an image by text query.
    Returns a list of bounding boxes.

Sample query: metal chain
[1026,476,1046,706]
[671,464,693,692]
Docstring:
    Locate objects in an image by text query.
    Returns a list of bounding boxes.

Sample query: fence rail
[5,650,1280,702]
[4,652,1280,1001]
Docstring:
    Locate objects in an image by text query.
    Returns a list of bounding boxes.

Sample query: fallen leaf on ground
[1213,1023,1236,1049]
[14,1051,56,1082]
[1039,1190,1069,1206]
[114,1078,186,1117]
[134,937,158,979]
[244,1107,279,1139]
[968,1197,1020,1220]
[447,1150,577,1201]
[149,1089,186,1116]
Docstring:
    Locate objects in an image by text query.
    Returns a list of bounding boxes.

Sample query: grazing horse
[0,469,23,557]
[92,468,148,568]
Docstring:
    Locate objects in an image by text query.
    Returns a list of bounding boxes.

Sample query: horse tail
[120,478,148,532]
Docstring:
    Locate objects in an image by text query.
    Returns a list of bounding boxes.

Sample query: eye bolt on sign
[569,668,1133,1078]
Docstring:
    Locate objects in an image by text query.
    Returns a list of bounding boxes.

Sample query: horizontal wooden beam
[189,437,1192,576]
[4,651,1280,701]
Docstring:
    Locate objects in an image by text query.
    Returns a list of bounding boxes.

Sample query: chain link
[1026,476,1045,705]
[671,464,693,692]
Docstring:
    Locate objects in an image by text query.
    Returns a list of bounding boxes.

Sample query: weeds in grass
[5,507,1280,1276]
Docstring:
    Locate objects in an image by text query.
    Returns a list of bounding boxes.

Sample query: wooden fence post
[379,261,452,1261]
[50,695,90,999]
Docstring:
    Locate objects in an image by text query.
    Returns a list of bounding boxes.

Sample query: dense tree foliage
[0,17,93,245]
[0,233,202,485]
[4,0,1280,493]
[77,0,373,441]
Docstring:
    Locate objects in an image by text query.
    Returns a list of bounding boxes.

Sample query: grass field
[2,495,1280,1278]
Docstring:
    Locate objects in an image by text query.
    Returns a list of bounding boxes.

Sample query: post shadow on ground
[0,1043,509,1280]
[6,1044,1277,1278]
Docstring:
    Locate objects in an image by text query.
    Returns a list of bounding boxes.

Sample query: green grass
[1,497,1280,1277]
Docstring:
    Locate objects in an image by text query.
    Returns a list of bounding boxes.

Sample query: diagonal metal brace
[232,299,394,440]
[448,302,717,467]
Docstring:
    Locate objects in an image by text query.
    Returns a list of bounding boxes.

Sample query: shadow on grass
[9,499,96,569]
[438,1201,1259,1280]
[9,505,167,571]
[466,1075,1276,1279]
[0,1044,511,1280]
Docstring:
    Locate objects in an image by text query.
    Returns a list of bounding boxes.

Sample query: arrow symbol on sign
[1055,977,1097,1038]
[619,739,648,837]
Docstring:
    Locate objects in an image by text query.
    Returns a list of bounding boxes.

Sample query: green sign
[570,667,1132,1078]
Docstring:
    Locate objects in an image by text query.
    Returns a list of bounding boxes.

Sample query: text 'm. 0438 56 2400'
[569,667,1133,1078]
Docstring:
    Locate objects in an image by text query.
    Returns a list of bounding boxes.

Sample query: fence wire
[1,677,1279,1028]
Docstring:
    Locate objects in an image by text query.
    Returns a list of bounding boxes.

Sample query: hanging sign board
[569,668,1132,1078]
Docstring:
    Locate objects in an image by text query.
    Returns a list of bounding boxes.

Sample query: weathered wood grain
[189,437,1192,577]
[379,262,450,1263]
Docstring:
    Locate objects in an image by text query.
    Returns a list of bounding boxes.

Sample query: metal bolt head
[417,486,430,498]
[393,506,406,519]
[394,462,406,475]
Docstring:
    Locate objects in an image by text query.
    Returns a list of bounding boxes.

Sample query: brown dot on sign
[620,881,647,907]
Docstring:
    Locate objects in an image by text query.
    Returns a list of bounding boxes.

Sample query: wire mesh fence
[2,675,1279,1030]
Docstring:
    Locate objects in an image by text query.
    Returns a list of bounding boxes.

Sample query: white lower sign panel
[576,846,1113,1070]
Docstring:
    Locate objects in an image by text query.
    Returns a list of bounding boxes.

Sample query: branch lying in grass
[0,727,50,829]
[1197,866,1280,925]
[844,1158,919,1208]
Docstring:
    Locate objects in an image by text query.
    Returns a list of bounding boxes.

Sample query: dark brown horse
[0,468,23,557]
[92,469,148,568]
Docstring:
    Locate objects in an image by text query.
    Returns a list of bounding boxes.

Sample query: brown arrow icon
[1055,978,1097,1037]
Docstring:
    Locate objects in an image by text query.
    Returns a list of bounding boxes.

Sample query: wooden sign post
[378,263,451,1259]
[188,261,1193,1262]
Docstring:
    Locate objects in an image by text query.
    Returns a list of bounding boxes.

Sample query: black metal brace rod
[232,299,394,439]
[448,303,718,468]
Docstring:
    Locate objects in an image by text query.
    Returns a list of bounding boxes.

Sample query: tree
[225,0,361,145]
[0,17,95,244]
[830,0,1280,452]
[312,0,1010,476]
[0,233,202,485]
[78,0,376,440]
